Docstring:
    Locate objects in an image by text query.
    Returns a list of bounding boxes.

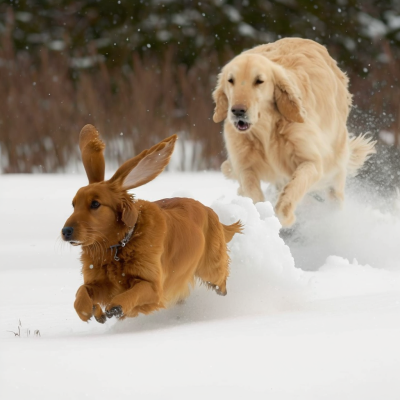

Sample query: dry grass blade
[7,321,41,338]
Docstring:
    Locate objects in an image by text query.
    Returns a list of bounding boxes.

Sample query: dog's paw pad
[207,282,227,296]
[106,306,123,319]
[95,314,107,324]
[216,287,227,296]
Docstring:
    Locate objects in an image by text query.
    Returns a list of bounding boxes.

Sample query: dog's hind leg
[329,169,346,204]
[196,212,230,296]
[196,256,229,296]
[205,280,228,296]
[196,262,228,296]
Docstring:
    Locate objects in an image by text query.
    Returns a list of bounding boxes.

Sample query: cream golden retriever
[213,38,376,227]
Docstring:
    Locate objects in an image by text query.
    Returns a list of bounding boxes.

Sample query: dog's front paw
[221,159,235,179]
[275,199,296,227]
[74,289,94,322]
[105,305,124,319]
[93,303,107,324]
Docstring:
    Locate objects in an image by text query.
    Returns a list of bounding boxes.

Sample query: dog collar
[109,225,135,262]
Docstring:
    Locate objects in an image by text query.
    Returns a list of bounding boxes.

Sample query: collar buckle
[109,225,135,262]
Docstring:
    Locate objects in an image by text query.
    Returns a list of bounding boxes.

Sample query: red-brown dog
[62,125,242,323]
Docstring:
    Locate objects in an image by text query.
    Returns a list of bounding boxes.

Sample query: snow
[358,12,388,38]
[1,172,400,399]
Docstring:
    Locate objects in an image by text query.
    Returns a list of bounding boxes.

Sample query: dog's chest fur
[225,122,296,184]
[80,240,152,297]
[82,256,133,292]
[79,204,166,300]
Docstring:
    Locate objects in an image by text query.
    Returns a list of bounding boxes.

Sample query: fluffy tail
[347,134,377,176]
[223,221,243,243]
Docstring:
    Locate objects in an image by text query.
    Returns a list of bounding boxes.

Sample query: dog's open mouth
[234,120,251,132]
[69,240,82,246]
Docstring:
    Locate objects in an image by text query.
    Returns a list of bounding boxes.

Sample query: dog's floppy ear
[119,198,139,228]
[212,72,228,123]
[109,134,177,190]
[272,65,306,123]
[79,124,106,183]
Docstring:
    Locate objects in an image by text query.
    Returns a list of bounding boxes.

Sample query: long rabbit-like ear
[109,134,177,190]
[79,124,106,183]
[272,65,306,123]
[212,72,228,123]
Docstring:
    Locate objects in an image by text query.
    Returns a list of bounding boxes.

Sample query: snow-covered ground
[1,171,400,399]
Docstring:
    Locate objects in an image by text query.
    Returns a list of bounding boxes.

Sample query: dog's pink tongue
[238,121,249,130]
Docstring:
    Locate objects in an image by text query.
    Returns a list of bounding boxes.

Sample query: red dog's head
[62,125,176,248]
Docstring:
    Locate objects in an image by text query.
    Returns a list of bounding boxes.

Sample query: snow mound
[212,196,308,313]
[284,191,400,271]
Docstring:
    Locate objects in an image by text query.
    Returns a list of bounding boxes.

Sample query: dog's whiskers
[80,232,107,263]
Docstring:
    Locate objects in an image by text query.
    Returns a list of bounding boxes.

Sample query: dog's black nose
[231,104,247,117]
[62,226,74,240]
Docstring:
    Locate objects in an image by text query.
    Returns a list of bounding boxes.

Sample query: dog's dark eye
[228,78,234,84]
[255,79,264,85]
[72,202,75,208]
[91,200,101,209]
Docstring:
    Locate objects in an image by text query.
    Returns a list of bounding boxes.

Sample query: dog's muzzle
[62,226,74,240]
[62,226,81,245]
[231,104,251,132]
[234,119,251,132]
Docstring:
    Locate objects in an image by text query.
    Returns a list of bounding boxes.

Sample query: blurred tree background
[0,0,399,173]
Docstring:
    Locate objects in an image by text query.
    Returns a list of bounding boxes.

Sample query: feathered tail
[347,134,377,176]
[223,221,243,243]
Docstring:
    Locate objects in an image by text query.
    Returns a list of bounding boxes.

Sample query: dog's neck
[81,209,141,264]
[109,225,136,262]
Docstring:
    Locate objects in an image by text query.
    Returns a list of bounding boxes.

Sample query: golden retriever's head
[62,125,176,248]
[62,182,136,248]
[212,53,305,132]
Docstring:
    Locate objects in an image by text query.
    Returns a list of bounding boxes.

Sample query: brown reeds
[0,12,226,173]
